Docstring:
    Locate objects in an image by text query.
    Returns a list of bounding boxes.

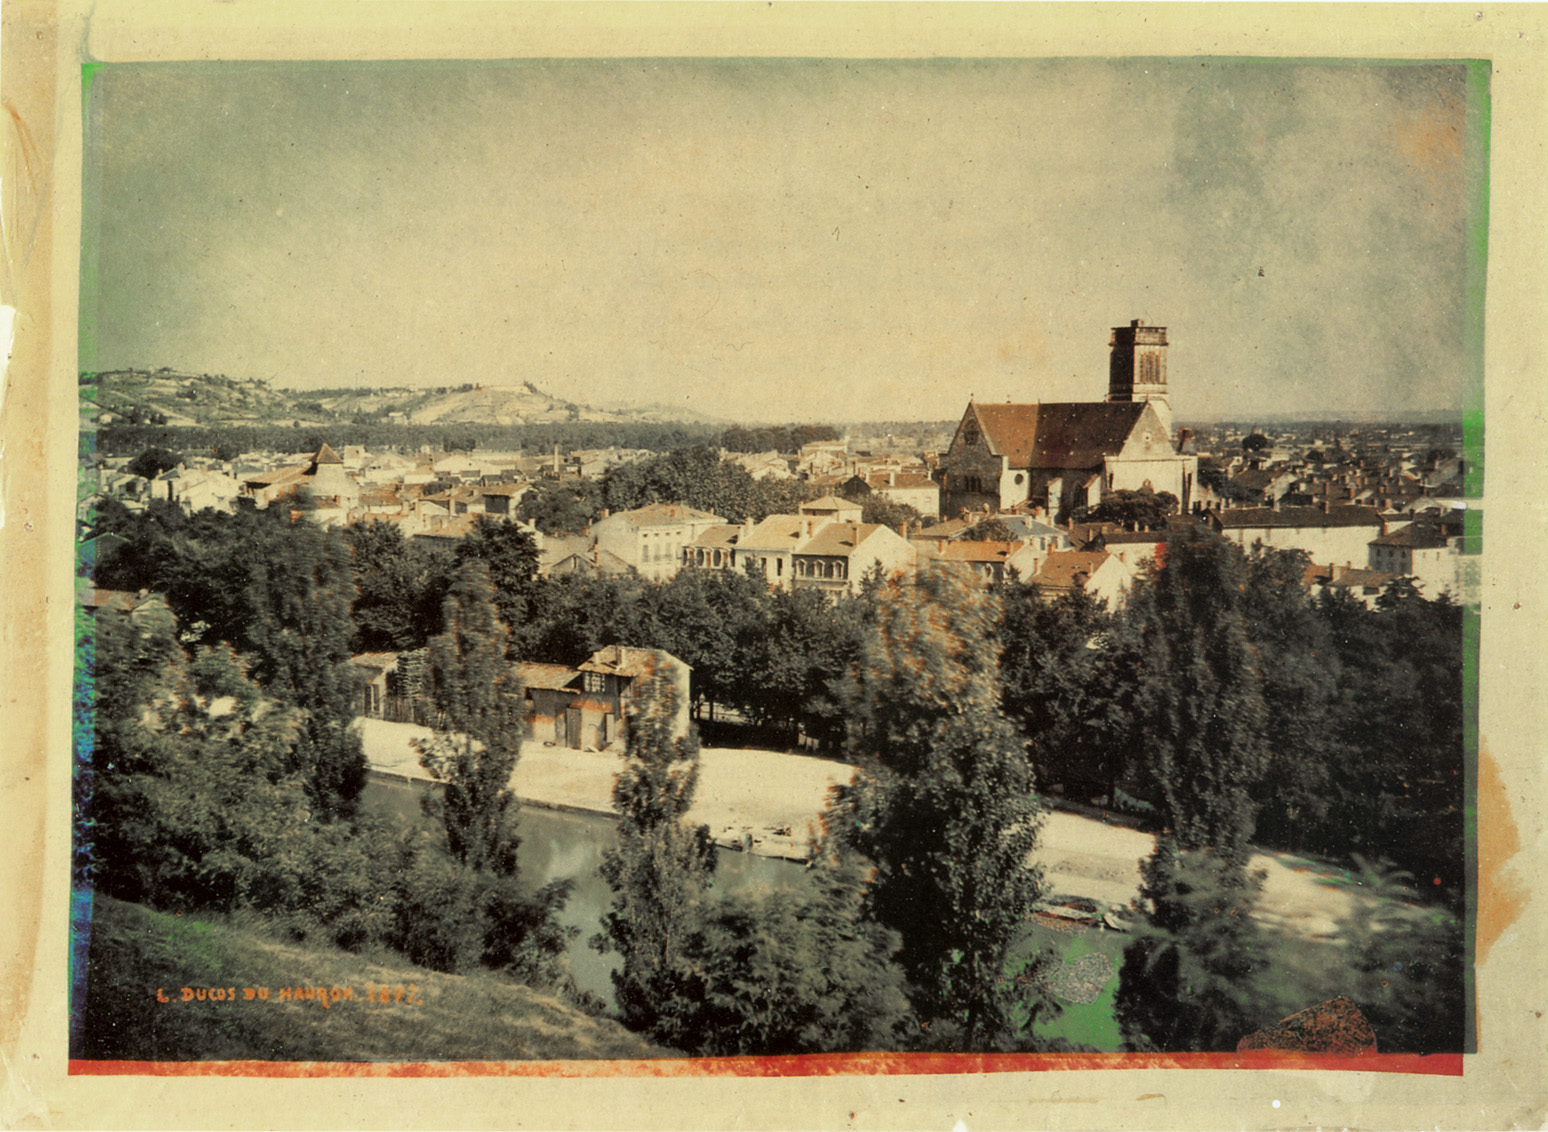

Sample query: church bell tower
[1107,318,1171,438]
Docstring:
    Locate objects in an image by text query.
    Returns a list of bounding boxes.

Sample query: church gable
[1111,403,1176,461]
[949,402,1011,462]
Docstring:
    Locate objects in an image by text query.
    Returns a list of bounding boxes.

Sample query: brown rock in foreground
[1236,996,1379,1055]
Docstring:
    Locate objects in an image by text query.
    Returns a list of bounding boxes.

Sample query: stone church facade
[939,319,1198,521]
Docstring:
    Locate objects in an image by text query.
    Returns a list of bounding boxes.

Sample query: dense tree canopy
[1071,488,1179,532]
[126,446,181,480]
[516,478,605,536]
[602,446,813,523]
[834,569,1058,1050]
[344,520,454,653]
[718,423,840,453]
[1116,525,1271,865]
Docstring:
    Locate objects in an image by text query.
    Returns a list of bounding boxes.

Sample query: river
[362,777,810,1006]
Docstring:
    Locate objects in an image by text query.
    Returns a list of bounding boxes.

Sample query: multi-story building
[937,320,1198,520]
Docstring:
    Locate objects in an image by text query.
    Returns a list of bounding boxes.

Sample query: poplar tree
[833,567,1057,1051]
[1113,525,1275,1050]
[419,559,524,874]
[1118,524,1271,865]
[594,662,716,1038]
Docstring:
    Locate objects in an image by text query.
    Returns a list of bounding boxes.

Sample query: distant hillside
[81,369,328,428]
[82,370,713,431]
[75,895,672,1063]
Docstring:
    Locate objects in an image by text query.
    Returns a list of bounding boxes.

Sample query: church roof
[971,402,1151,470]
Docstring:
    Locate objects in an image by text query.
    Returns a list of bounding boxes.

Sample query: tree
[79,599,402,950]
[1111,528,1279,1052]
[1116,526,1271,865]
[648,567,768,722]
[1071,488,1179,532]
[454,518,541,656]
[662,847,911,1055]
[832,568,1058,1050]
[1115,842,1271,1051]
[1333,856,1465,1053]
[418,560,524,875]
[961,516,1014,542]
[1315,583,1465,895]
[346,519,455,652]
[861,495,925,530]
[517,478,604,535]
[1241,433,1271,453]
[412,559,575,981]
[594,662,717,1039]
[126,446,181,480]
[998,584,1116,801]
[239,514,367,818]
[1240,546,1338,853]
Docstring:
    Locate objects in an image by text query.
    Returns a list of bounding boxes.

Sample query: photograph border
[5,3,1545,1128]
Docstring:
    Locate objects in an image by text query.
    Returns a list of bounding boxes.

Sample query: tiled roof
[1030,550,1114,589]
[538,535,593,565]
[1211,505,1384,530]
[927,539,1029,564]
[797,521,888,557]
[580,644,690,678]
[243,463,310,488]
[78,587,141,612]
[348,652,400,672]
[866,473,937,490]
[800,494,861,513]
[1231,468,1279,491]
[741,514,812,550]
[1371,522,1454,549]
[913,518,972,541]
[311,443,343,466]
[1326,568,1400,590]
[611,502,722,527]
[972,401,1151,469]
[516,662,581,691]
[688,524,745,550]
[414,514,483,540]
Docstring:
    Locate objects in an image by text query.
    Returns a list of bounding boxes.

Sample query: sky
[82,58,1482,424]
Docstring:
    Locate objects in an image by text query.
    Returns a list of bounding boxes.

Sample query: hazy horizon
[84,59,1483,424]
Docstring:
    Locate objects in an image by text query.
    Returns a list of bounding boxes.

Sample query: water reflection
[363,779,808,1006]
[519,805,811,1006]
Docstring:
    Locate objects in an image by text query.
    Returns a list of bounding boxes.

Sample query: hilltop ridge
[81,369,724,430]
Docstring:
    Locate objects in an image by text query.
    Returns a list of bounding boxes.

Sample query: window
[1014,473,1025,485]
[713,549,722,567]
[584,672,606,694]
[777,558,783,576]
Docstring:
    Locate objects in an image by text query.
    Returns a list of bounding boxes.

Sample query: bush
[389,846,486,973]
[655,852,911,1056]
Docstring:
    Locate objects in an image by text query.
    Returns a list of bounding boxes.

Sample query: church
[938,319,1198,521]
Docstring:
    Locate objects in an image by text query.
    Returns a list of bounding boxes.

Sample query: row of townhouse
[1205,503,1469,605]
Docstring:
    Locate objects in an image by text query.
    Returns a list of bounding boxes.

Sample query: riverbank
[354,718,1359,939]
[355,718,846,861]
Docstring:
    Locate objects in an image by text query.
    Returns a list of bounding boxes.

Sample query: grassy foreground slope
[74,896,672,1063]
